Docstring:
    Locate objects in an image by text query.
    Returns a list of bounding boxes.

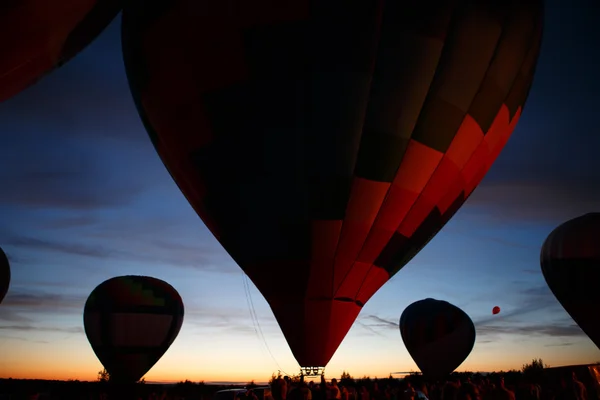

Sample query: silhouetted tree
[522,358,547,384]
[97,369,111,383]
[269,372,283,385]
[340,371,355,387]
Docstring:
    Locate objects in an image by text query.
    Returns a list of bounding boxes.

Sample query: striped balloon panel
[122,0,543,367]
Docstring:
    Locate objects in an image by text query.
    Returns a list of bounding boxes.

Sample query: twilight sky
[1,0,599,384]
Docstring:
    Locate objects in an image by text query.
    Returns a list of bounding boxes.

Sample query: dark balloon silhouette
[0,0,122,103]
[0,247,10,305]
[541,213,600,350]
[83,276,184,383]
[122,0,542,368]
[492,306,501,315]
[400,298,476,378]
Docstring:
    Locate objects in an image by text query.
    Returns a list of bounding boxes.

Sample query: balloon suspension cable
[242,273,290,376]
[300,367,325,377]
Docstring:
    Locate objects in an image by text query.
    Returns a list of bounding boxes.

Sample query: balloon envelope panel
[122,0,543,367]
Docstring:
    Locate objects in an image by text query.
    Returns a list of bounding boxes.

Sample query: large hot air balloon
[0,247,10,304]
[83,276,184,383]
[492,306,500,315]
[122,0,543,370]
[0,0,122,103]
[541,213,600,350]
[400,298,476,378]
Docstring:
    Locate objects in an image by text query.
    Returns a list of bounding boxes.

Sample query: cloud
[1,233,237,273]
[476,322,584,338]
[466,180,600,224]
[0,290,86,339]
[0,17,145,144]
[472,285,561,326]
[0,324,83,334]
[0,137,151,211]
[0,20,165,214]
[544,342,576,347]
[355,321,387,338]
[0,290,88,323]
[466,128,600,225]
[356,284,583,341]
[362,314,399,329]
[5,236,114,259]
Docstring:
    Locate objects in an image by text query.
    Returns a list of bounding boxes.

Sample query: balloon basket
[300,367,325,377]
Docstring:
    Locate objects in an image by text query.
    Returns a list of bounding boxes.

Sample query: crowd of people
[268,372,591,400]
[0,370,594,400]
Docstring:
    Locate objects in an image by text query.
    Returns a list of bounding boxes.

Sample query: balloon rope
[242,273,289,376]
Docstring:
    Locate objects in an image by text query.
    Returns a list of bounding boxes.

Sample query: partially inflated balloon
[492,306,500,315]
[122,0,543,368]
[83,276,184,383]
[0,0,122,103]
[541,213,600,350]
[400,298,475,378]
[0,247,10,304]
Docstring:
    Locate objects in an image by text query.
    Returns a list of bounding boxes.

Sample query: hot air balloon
[0,247,10,305]
[121,0,543,371]
[492,306,500,315]
[541,213,600,350]
[0,0,122,103]
[83,275,184,383]
[400,298,476,378]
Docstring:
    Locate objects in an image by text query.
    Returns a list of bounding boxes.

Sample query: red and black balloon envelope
[0,247,10,305]
[541,213,600,350]
[400,298,476,378]
[492,306,501,315]
[122,0,543,368]
[0,0,122,103]
[83,276,184,383]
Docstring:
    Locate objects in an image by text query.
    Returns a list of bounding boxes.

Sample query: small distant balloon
[83,275,184,383]
[0,247,10,305]
[492,306,500,315]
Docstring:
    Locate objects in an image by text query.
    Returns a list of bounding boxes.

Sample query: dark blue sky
[0,0,599,382]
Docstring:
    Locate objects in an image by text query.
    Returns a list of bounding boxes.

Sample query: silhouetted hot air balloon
[400,298,476,378]
[492,306,500,315]
[83,276,184,383]
[0,0,122,103]
[541,213,600,350]
[0,247,10,305]
[122,0,543,369]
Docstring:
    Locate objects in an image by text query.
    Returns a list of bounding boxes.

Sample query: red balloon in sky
[492,306,500,315]
[121,0,543,369]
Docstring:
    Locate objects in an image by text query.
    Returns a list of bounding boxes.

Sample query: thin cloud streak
[0,325,83,334]
[2,233,238,274]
